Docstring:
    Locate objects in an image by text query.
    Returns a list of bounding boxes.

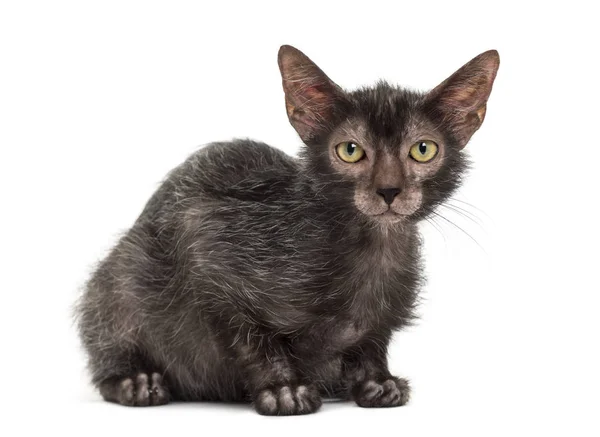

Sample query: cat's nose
[376,187,401,205]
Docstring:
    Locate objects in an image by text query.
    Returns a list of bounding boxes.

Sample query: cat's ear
[425,50,500,148]
[278,45,348,143]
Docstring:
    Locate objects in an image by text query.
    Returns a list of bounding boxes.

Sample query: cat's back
[176,139,298,199]
[140,139,299,221]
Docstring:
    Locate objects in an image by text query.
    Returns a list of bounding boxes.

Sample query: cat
[76,45,499,415]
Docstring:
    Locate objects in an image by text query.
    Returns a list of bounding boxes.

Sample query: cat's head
[278,45,499,224]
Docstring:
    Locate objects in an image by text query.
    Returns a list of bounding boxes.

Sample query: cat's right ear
[278,45,348,143]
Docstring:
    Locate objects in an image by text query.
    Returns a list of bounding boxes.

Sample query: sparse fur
[76,45,499,414]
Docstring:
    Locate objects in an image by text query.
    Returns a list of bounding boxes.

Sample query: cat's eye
[409,140,438,163]
[336,142,365,163]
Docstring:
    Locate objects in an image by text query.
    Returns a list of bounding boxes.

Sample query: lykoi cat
[76,45,499,415]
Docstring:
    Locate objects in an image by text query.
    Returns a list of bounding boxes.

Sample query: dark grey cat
[76,45,499,415]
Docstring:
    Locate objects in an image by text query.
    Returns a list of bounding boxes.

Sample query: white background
[1,1,598,435]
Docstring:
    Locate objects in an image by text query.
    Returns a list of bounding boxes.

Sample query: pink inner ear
[288,83,335,124]
[305,85,324,97]
[447,87,479,107]
[442,76,490,112]
[431,50,499,115]
[279,45,346,140]
[304,86,321,99]
[294,84,332,105]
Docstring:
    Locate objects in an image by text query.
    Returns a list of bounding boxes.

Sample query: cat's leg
[84,346,171,407]
[78,264,173,406]
[99,371,170,406]
[79,304,171,406]
[235,341,322,415]
[79,316,172,406]
[341,333,410,408]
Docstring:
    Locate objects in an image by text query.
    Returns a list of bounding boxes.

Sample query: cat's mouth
[355,188,422,223]
[375,210,399,217]
[370,208,407,223]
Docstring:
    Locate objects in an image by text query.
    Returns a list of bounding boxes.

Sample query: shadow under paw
[353,377,410,408]
[99,372,170,406]
[254,384,322,416]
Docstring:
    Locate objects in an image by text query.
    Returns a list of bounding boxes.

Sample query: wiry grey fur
[76,45,499,415]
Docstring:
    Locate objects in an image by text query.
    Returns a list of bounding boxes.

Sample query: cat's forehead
[343,83,431,150]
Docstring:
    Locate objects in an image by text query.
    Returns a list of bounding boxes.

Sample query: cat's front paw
[254,384,322,416]
[352,377,410,408]
[99,372,170,406]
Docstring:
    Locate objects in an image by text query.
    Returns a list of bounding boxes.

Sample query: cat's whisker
[430,210,487,255]
[423,217,447,243]
[448,198,493,221]
[444,201,485,224]
[438,204,485,230]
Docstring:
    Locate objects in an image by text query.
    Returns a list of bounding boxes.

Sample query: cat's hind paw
[99,372,170,406]
[352,377,410,408]
[254,384,322,416]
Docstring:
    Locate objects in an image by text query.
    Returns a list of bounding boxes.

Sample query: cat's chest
[294,240,419,354]
[337,238,419,326]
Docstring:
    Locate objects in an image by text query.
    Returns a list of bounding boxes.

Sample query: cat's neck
[361,219,417,254]
[289,161,417,262]
[295,169,418,249]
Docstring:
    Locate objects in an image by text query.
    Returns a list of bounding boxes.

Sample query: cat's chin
[367,210,407,225]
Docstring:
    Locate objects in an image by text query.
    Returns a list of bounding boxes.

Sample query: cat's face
[323,94,460,224]
[278,46,499,224]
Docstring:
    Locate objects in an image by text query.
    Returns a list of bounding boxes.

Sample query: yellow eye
[336,142,365,163]
[409,140,438,162]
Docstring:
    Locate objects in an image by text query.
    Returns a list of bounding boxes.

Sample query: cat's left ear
[278,45,349,143]
[425,50,500,148]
